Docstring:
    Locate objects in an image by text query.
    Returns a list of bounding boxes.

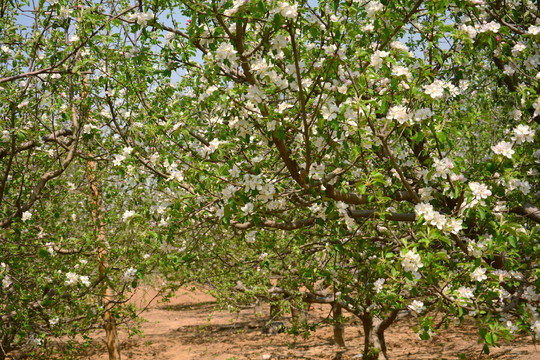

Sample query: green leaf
[273,14,282,30]
[508,236,517,248]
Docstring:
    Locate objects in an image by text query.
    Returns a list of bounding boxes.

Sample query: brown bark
[361,310,399,360]
[362,317,387,360]
[333,303,346,347]
[87,161,121,360]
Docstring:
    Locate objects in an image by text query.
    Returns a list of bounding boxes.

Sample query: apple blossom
[491,141,515,158]
[22,211,32,222]
[408,300,425,314]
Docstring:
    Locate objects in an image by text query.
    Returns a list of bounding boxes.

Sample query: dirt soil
[83,286,540,360]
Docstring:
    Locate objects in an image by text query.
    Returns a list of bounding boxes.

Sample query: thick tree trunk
[362,317,387,360]
[88,162,121,360]
[333,303,346,347]
[361,310,399,360]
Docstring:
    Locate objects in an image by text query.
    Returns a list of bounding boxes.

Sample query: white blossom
[223,0,249,16]
[513,124,534,144]
[215,42,238,64]
[113,154,126,166]
[123,267,137,282]
[531,321,540,339]
[460,24,477,39]
[401,249,423,273]
[390,41,409,52]
[241,202,254,215]
[446,217,463,234]
[432,157,454,178]
[491,141,514,158]
[414,108,433,122]
[392,65,412,80]
[456,286,475,301]
[79,275,91,287]
[424,80,445,99]
[65,272,79,286]
[512,43,526,56]
[22,211,32,222]
[122,210,135,221]
[2,275,12,289]
[365,1,384,17]
[469,182,491,200]
[374,278,385,293]
[528,25,540,35]
[387,105,411,124]
[229,164,241,178]
[470,267,487,282]
[128,11,154,26]
[222,184,237,200]
[408,300,425,314]
[275,2,298,18]
[370,50,389,69]
[478,21,500,33]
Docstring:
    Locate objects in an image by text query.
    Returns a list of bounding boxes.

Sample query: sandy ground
[77,286,540,360]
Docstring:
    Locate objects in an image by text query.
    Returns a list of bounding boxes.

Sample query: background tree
[1,0,539,359]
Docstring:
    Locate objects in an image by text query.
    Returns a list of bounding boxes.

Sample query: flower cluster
[513,124,534,144]
[374,278,385,294]
[401,249,423,277]
[65,272,90,287]
[22,211,32,222]
[387,105,410,124]
[469,182,491,201]
[431,157,454,178]
[415,203,462,234]
[423,80,458,99]
[127,11,154,26]
[274,2,298,19]
[215,42,238,65]
[223,0,249,16]
[491,141,514,159]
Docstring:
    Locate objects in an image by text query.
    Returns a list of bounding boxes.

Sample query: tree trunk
[361,310,399,360]
[262,301,285,334]
[333,303,346,347]
[254,299,264,317]
[362,317,386,360]
[87,162,121,360]
[290,301,308,326]
[270,302,280,320]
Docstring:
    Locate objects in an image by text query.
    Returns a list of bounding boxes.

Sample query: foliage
[1,0,539,359]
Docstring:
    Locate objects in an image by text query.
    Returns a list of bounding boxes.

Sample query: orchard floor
[83,287,539,360]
